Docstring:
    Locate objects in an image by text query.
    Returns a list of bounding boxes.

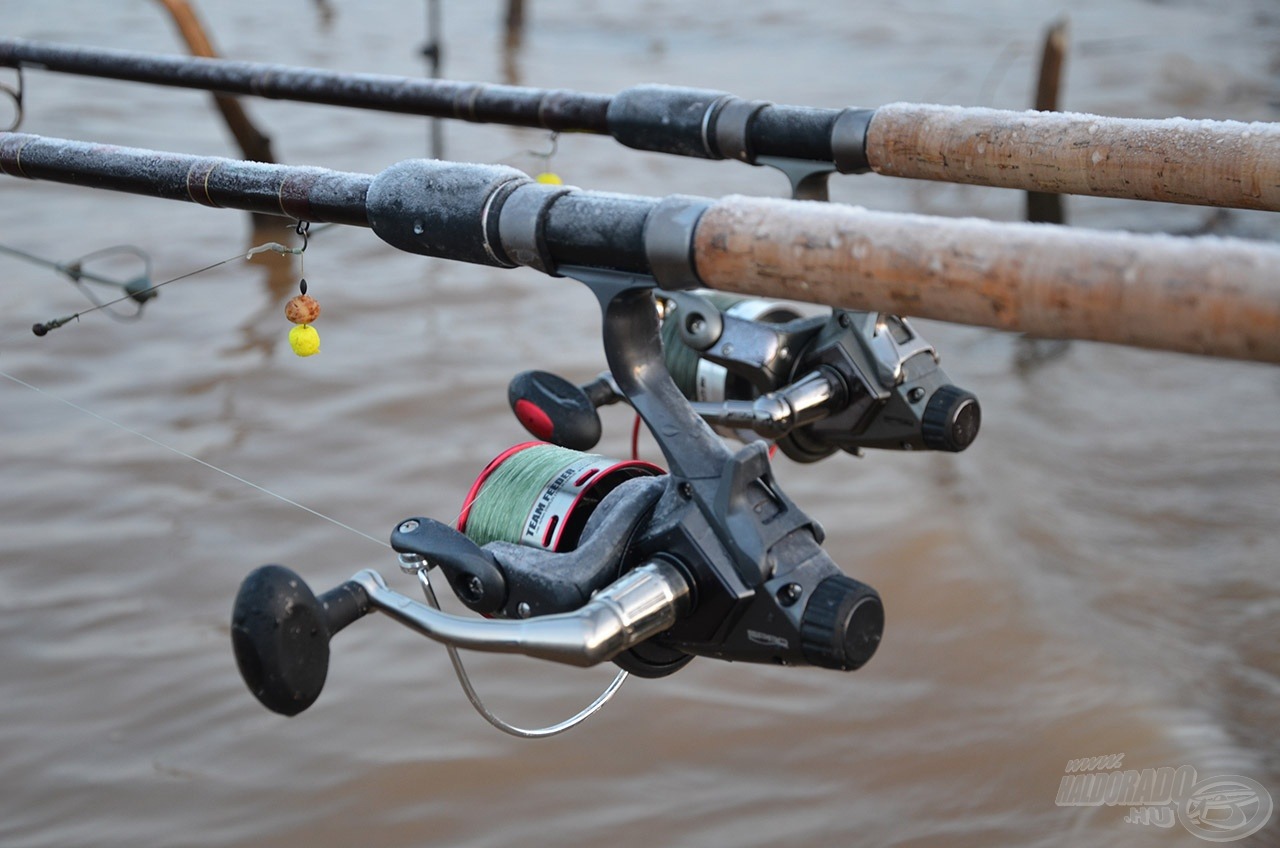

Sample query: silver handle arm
[689,368,842,439]
[351,560,691,668]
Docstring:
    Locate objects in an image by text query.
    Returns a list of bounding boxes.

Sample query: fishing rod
[4,132,1278,362]
[4,132,1279,733]
[3,38,1279,210]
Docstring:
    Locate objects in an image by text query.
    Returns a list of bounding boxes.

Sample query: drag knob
[921,385,981,452]
[799,575,884,671]
[231,565,372,716]
[508,370,603,451]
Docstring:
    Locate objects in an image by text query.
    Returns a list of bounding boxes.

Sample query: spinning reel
[231,268,905,726]
[509,292,981,461]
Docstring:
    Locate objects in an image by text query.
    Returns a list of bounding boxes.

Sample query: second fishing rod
[3,37,1278,211]
[5,131,1280,363]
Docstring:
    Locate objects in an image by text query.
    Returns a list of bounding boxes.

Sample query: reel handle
[231,564,373,716]
[508,370,620,451]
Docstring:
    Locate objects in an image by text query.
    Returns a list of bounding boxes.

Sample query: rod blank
[0,37,611,132]
[0,133,371,226]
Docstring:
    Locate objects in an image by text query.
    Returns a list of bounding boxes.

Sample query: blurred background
[0,1,1277,845]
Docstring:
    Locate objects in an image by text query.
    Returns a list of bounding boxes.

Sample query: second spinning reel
[509,292,981,462]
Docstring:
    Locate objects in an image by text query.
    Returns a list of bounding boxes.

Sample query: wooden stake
[505,0,526,48]
[153,0,275,166]
[1026,17,1069,224]
[693,195,1280,363]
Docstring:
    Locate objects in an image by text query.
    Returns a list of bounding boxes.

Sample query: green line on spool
[462,443,590,548]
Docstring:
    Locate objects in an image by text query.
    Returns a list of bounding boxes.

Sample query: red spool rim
[551,458,662,550]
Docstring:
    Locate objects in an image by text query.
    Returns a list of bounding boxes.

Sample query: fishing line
[4,219,333,333]
[1,365,627,738]
[528,132,564,185]
[494,131,565,185]
[461,443,585,547]
[449,441,656,737]
[659,291,760,399]
[0,367,390,550]
[660,310,700,399]
[0,65,22,131]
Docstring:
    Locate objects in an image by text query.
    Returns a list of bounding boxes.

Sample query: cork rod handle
[865,103,1280,212]
[693,195,1280,363]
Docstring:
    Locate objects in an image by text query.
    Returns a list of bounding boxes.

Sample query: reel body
[508,292,981,462]
[660,293,805,443]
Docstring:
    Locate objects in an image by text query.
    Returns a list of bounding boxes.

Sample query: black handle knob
[799,574,884,670]
[231,565,372,716]
[921,385,981,452]
[508,370,603,451]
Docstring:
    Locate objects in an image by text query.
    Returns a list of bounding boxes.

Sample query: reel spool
[661,294,802,441]
[458,442,663,551]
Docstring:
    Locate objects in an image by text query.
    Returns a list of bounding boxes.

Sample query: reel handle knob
[231,564,372,716]
[508,370,604,451]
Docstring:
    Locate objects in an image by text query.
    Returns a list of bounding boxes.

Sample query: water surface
[0,1,1277,846]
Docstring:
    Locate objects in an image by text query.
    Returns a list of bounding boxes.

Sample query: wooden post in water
[423,0,445,159]
[1026,17,1069,225]
[505,0,526,48]
[153,0,274,165]
[153,0,276,230]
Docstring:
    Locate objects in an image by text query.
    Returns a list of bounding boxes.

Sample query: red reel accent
[513,398,555,441]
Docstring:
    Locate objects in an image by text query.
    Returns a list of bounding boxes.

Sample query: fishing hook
[0,66,23,132]
[293,220,310,276]
[525,131,558,168]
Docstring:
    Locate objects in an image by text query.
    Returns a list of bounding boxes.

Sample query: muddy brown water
[1,1,1278,846]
